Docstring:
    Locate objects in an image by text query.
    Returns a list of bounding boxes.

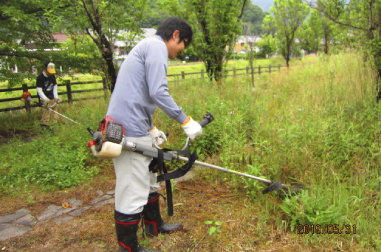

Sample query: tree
[255,34,276,58]
[0,0,57,87]
[48,0,147,91]
[179,0,249,83]
[141,0,171,28]
[0,0,148,90]
[315,0,381,100]
[263,0,309,67]
[60,34,103,75]
[297,9,324,53]
[160,0,248,83]
[242,2,268,35]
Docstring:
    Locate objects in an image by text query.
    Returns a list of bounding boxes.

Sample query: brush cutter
[89,113,301,195]
[21,91,79,124]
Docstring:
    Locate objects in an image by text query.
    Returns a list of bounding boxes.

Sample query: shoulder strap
[151,148,198,216]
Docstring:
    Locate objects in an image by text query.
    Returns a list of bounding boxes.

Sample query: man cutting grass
[106,17,202,252]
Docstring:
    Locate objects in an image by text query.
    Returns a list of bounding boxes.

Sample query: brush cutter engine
[21,91,32,101]
[88,116,126,158]
[98,116,125,144]
[87,113,213,216]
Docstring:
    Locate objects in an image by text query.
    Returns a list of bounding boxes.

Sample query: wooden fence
[0,78,108,113]
[0,64,284,113]
[167,64,283,81]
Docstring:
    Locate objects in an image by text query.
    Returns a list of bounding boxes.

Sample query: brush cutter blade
[277,184,305,197]
[262,181,282,194]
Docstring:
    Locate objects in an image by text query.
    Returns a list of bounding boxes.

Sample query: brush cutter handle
[182,112,214,150]
[156,112,214,150]
[199,112,214,128]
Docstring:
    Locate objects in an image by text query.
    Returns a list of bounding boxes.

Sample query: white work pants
[113,136,160,214]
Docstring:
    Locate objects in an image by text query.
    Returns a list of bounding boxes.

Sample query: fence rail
[167,64,283,81]
[0,78,107,113]
[0,64,284,113]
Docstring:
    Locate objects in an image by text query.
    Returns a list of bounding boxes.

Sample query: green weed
[204,220,222,236]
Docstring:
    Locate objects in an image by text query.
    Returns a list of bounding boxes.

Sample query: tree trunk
[286,53,290,68]
[102,50,117,92]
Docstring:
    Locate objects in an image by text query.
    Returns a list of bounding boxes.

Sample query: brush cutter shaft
[26,96,78,124]
[177,156,272,184]
[122,140,174,161]
[45,108,78,124]
[121,141,291,192]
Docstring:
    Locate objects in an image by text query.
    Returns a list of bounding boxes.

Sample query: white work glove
[149,126,167,146]
[181,117,202,140]
[55,97,62,103]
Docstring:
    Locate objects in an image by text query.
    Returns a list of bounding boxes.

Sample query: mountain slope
[252,0,273,12]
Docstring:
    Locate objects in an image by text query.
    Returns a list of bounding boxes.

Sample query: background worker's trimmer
[21,91,95,137]
[88,112,302,195]
[21,91,79,124]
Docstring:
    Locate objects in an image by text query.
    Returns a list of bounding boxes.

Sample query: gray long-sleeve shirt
[106,35,187,137]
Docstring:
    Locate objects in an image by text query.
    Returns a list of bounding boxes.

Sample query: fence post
[102,78,108,99]
[258,65,261,75]
[22,84,31,113]
[246,67,249,75]
[66,80,73,104]
[278,64,281,71]
[233,68,236,78]
[269,65,272,74]
[181,71,185,80]
[201,69,204,78]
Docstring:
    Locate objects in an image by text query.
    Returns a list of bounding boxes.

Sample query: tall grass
[157,51,380,249]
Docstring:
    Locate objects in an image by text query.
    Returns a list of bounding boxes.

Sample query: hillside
[252,0,273,12]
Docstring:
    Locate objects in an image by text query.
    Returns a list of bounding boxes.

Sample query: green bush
[280,188,347,232]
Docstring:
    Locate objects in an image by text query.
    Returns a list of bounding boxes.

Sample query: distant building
[114,28,157,58]
[234,35,261,54]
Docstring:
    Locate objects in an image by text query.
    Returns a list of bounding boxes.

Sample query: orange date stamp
[297,224,357,234]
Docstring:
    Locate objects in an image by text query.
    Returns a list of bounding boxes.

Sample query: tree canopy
[315,0,381,100]
[160,0,248,83]
[263,0,309,67]
[0,0,147,90]
[0,0,56,86]
[242,1,269,35]
[47,0,147,91]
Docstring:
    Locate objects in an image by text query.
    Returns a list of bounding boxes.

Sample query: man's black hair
[44,62,50,68]
[156,17,193,48]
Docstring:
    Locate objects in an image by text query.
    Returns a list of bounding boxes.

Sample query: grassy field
[0,57,288,110]
[1,52,380,251]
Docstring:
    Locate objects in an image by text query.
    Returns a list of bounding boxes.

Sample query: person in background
[36,62,61,129]
[106,17,202,252]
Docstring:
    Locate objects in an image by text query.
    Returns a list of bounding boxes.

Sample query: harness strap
[156,149,173,216]
[149,148,198,216]
[157,149,198,182]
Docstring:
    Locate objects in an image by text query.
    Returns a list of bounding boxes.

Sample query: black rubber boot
[114,210,159,252]
[143,192,183,237]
